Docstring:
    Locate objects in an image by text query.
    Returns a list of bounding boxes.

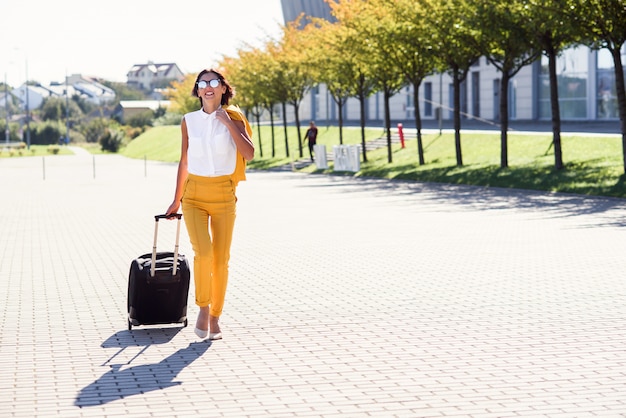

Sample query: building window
[472,72,480,118]
[539,46,588,119]
[461,80,467,118]
[406,87,414,118]
[424,82,433,117]
[596,47,625,119]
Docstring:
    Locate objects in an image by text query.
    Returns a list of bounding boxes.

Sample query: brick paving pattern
[1,147,625,417]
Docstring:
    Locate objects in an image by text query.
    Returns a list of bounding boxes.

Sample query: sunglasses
[197,79,221,89]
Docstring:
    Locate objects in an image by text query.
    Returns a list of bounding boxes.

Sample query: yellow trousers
[182,174,236,317]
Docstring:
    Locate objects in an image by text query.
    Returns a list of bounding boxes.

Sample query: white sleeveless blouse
[184,108,237,177]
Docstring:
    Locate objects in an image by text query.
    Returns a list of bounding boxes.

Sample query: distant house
[12,84,52,111]
[46,74,116,106]
[11,74,116,111]
[69,74,115,105]
[113,100,171,123]
[0,91,12,108]
[126,62,185,90]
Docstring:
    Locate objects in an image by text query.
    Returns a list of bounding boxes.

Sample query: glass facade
[539,47,588,120]
[424,82,432,117]
[280,0,334,26]
[596,47,626,119]
[281,3,624,123]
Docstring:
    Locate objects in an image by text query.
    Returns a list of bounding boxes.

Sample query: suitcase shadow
[75,329,210,407]
[100,327,183,365]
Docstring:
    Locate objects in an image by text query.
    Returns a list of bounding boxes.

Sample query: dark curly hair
[191,68,235,107]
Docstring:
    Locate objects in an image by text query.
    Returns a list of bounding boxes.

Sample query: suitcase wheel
[184,319,188,327]
[128,320,132,330]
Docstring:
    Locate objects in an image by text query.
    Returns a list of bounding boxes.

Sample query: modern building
[280,0,334,24]
[412,46,623,124]
[280,1,624,127]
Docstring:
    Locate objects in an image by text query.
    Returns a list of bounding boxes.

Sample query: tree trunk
[611,45,626,174]
[269,105,276,157]
[282,101,289,158]
[338,100,344,145]
[254,112,263,158]
[413,81,425,165]
[359,91,368,162]
[453,68,463,166]
[385,87,392,163]
[293,102,303,158]
[547,44,563,170]
[500,72,510,168]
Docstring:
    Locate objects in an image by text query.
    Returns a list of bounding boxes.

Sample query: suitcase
[127,214,190,330]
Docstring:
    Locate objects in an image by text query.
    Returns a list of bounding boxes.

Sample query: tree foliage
[165,74,199,115]
[473,0,542,168]
[573,0,626,172]
[426,0,482,166]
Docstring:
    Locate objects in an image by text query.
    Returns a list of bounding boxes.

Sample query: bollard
[314,144,328,169]
[397,123,405,148]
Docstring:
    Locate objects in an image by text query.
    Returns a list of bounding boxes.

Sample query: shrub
[153,112,182,126]
[127,110,154,128]
[125,126,145,139]
[47,145,61,154]
[99,129,125,153]
[30,121,64,145]
[82,118,109,143]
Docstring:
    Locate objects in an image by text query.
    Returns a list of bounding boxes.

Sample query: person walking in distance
[303,121,318,162]
[166,68,254,340]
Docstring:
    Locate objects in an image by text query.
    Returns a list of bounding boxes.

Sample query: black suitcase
[127,214,190,330]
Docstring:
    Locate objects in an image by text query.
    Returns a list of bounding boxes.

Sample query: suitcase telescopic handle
[151,213,183,277]
[155,213,182,221]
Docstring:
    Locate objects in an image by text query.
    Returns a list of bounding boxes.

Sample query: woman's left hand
[215,108,231,124]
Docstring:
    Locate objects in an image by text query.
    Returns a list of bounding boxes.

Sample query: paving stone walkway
[1,148,626,417]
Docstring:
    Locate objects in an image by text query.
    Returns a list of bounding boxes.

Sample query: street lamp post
[4,73,9,144]
[25,59,30,150]
[65,73,70,144]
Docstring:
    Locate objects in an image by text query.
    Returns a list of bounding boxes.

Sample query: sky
[0,0,285,87]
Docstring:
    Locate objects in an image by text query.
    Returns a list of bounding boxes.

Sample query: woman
[166,68,254,340]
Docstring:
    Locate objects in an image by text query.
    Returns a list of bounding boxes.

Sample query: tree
[164,75,198,115]
[278,20,318,159]
[384,0,439,165]
[334,0,405,163]
[221,51,266,157]
[266,40,292,158]
[474,0,541,168]
[328,0,378,162]
[574,0,626,173]
[307,17,356,146]
[525,0,580,170]
[40,96,83,127]
[251,46,283,158]
[427,0,482,166]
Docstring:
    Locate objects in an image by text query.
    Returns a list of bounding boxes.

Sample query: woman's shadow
[75,328,210,407]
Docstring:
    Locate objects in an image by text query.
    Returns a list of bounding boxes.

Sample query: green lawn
[0,144,74,157]
[117,124,626,198]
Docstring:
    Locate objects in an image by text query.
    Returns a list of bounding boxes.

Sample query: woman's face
[197,72,226,103]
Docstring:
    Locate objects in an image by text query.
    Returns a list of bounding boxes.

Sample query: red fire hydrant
[397,123,405,148]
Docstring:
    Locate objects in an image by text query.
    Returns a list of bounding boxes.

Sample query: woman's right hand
[165,201,180,218]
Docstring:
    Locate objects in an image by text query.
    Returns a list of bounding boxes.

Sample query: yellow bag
[224,105,252,186]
